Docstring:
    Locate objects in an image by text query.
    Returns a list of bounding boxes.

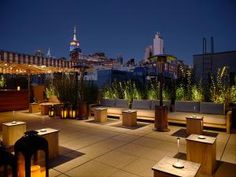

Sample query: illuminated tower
[153,32,164,55]
[70,26,81,62]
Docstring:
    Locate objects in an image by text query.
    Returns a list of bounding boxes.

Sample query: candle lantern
[172,137,184,169]
[60,106,68,119]
[14,130,49,177]
[48,106,55,117]
[69,106,77,119]
[0,148,17,177]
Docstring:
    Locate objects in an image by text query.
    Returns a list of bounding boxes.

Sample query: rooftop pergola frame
[0,61,78,75]
[0,61,84,107]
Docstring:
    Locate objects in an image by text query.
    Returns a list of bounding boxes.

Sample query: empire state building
[70,26,81,62]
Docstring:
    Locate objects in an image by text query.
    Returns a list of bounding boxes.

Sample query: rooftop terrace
[0,111,235,177]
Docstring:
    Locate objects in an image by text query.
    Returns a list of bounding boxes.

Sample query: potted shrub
[53,73,78,118]
[175,84,202,113]
[174,68,203,113]
[123,80,138,109]
[201,66,234,114]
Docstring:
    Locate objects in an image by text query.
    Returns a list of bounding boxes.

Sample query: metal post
[27,72,31,104]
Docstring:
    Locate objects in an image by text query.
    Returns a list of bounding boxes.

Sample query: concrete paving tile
[141,148,175,161]
[79,139,126,159]
[216,132,230,143]
[132,136,163,149]
[0,111,235,177]
[54,156,91,173]
[221,144,236,164]
[111,133,140,143]
[228,134,236,145]
[221,152,236,164]
[95,150,138,168]
[49,169,62,177]
[62,135,107,150]
[117,143,153,157]
[224,144,236,152]
[110,170,141,177]
[133,138,178,153]
[66,161,118,177]
[214,160,236,177]
[145,131,180,143]
[123,158,157,177]
[57,174,70,177]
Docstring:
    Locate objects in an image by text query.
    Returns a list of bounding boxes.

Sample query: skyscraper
[70,26,81,62]
[153,32,164,55]
[144,45,153,61]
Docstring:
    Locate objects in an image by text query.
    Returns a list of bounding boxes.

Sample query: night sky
[0,0,236,64]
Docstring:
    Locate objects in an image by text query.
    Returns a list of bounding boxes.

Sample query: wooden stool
[186,134,216,176]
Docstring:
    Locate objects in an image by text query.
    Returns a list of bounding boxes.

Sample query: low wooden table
[29,103,41,113]
[122,110,137,127]
[186,134,216,176]
[2,121,26,146]
[40,103,54,115]
[40,103,61,115]
[94,107,107,123]
[186,116,204,135]
[36,128,59,159]
[152,156,201,177]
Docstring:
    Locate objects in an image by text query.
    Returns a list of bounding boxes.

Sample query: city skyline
[0,0,236,64]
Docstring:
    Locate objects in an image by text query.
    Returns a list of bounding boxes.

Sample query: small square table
[36,128,59,160]
[94,107,107,123]
[152,156,201,177]
[186,116,204,135]
[186,134,216,176]
[40,103,61,115]
[29,103,41,113]
[40,103,54,115]
[2,121,26,146]
[122,110,137,127]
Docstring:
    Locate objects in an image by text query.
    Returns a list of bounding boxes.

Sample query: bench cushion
[107,107,125,116]
[136,109,155,119]
[168,112,226,125]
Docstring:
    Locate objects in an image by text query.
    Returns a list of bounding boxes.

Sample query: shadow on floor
[85,118,119,125]
[214,161,236,177]
[49,146,85,168]
[111,122,149,130]
[173,153,236,177]
[171,128,218,138]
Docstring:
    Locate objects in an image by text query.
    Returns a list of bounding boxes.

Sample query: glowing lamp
[48,106,55,117]
[31,165,41,177]
[172,137,184,169]
[17,86,20,91]
[69,109,77,118]
[61,107,68,119]
[0,149,17,177]
[14,130,49,177]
